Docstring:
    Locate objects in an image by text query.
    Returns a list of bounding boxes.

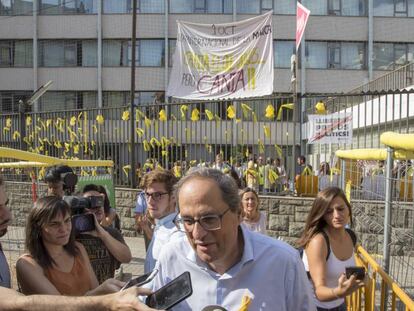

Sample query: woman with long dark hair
[16,196,123,296]
[297,187,364,311]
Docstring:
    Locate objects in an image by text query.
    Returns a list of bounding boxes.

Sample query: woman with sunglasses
[16,196,124,296]
[239,188,266,235]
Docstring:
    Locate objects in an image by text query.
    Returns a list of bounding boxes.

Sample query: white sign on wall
[167,11,274,100]
[308,113,353,144]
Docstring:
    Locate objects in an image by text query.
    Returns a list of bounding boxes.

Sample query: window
[305,42,328,69]
[169,0,232,13]
[0,40,32,67]
[169,39,177,67]
[0,92,31,112]
[373,0,414,16]
[39,91,77,111]
[274,40,295,68]
[0,0,33,15]
[140,0,164,13]
[302,0,327,15]
[237,0,260,14]
[341,42,365,69]
[39,0,96,14]
[206,0,232,13]
[328,42,341,68]
[82,40,97,66]
[103,40,128,66]
[275,0,295,14]
[328,0,340,15]
[127,40,164,67]
[341,0,366,16]
[261,0,273,12]
[373,43,394,70]
[103,0,128,13]
[170,0,194,13]
[39,40,82,67]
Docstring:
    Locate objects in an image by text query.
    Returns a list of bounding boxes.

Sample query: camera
[63,195,105,215]
[45,165,78,195]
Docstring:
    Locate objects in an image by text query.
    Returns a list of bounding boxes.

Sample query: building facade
[0,0,414,112]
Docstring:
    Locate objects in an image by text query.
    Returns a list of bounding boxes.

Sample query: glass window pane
[103,40,125,66]
[408,44,414,62]
[63,0,76,13]
[237,0,260,13]
[40,41,64,66]
[373,43,394,70]
[328,43,340,68]
[139,40,164,66]
[0,0,12,15]
[13,0,33,15]
[409,0,414,16]
[64,41,77,66]
[275,40,295,68]
[341,42,364,69]
[395,0,407,13]
[169,39,176,67]
[275,0,295,14]
[104,0,128,13]
[40,92,76,111]
[82,40,97,66]
[82,91,97,108]
[170,0,194,13]
[206,0,232,13]
[305,42,327,69]
[262,0,273,11]
[302,0,327,15]
[40,0,61,14]
[342,0,366,16]
[0,41,11,66]
[140,0,164,13]
[103,91,126,108]
[328,0,340,15]
[373,0,393,16]
[394,44,407,67]
[78,0,97,13]
[14,40,33,67]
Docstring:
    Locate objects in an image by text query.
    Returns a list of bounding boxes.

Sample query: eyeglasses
[173,207,231,232]
[145,192,169,202]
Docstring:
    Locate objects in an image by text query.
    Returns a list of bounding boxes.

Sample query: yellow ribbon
[241,103,252,119]
[136,109,145,120]
[136,128,144,138]
[143,140,151,151]
[277,103,294,121]
[161,150,168,157]
[180,105,188,120]
[274,144,282,158]
[159,109,167,121]
[265,104,275,119]
[46,119,52,128]
[205,109,214,121]
[69,116,77,126]
[227,105,236,119]
[5,118,12,128]
[122,110,130,121]
[252,111,258,123]
[191,108,200,121]
[12,131,20,140]
[92,124,98,134]
[73,144,80,155]
[315,101,326,114]
[123,165,131,177]
[144,117,152,129]
[264,125,271,138]
[258,139,265,154]
[150,137,161,148]
[96,114,104,125]
[26,116,32,127]
[268,168,279,185]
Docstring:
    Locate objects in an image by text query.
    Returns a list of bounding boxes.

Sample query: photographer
[74,185,132,284]
[45,166,78,198]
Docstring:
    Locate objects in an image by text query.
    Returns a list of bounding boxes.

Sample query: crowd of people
[0,161,366,311]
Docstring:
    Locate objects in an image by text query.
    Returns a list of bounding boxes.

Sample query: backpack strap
[345,228,357,246]
[320,231,331,261]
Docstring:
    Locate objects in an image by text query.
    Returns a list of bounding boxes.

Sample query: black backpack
[299,228,357,278]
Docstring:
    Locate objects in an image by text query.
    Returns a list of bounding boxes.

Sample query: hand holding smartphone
[345,266,365,280]
[146,271,193,310]
[121,269,159,291]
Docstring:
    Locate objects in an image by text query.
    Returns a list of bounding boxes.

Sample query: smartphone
[146,271,193,310]
[121,269,158,291]
[345,266,365,280]
[72,214,95,233]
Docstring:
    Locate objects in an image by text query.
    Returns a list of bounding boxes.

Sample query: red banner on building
[296,2,310,51]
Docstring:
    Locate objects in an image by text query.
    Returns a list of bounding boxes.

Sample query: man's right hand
[102,287,164,311]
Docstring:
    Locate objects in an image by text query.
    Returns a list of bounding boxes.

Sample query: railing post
[383,146,394,306]
[129,0,137,188]
[341,159,346,190]
[18,100,26,151]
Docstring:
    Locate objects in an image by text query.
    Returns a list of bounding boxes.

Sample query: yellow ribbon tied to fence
[136,127,144,138]
[5,117,12,129]
[265,104,275,119]
[205,109,214,121]
[241,103,252,119]
[274,144,283,158]
[12,131,20,140]
[180,105,188,120]
[122,110,130,121]
[258,139,265,154]
[96,114,104,125]
[46,119,52,128]
[144,117,152,129]
[143,140,151,151]
[159,109,167,121]
[122,165,131,177]
[268,168,279,185]
[69,116,77,126]
[227,105,236,119]
[277,103,294,121]
[263,125,271,138]
[315,101,327,114]
[26,116,32,127]
[191,108,200,121]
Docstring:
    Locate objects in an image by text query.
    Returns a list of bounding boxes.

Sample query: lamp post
[130,0,137,188]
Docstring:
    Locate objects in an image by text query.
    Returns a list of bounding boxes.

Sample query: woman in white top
[240,188,266,235]
[296,187,364,311]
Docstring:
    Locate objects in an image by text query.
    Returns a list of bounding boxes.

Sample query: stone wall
[4,181,414,256]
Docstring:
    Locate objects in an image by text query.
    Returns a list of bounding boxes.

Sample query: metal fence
[1,96,297,187]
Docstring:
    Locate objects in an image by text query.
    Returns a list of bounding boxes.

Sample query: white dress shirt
[144,212,186,273]
[149,225,316,311]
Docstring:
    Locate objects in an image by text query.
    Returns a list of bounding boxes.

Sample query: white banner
[307,113,353,144]
[167,11,274,100]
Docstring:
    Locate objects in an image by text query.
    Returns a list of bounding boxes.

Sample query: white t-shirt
[242,212,267,235]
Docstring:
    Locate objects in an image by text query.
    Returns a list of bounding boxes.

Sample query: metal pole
[368,0,373,83]
[97,0,103,108]
[130,0,137,188]
[341,159,346,189]
[33,0,38,112]
[383,146,393,272]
